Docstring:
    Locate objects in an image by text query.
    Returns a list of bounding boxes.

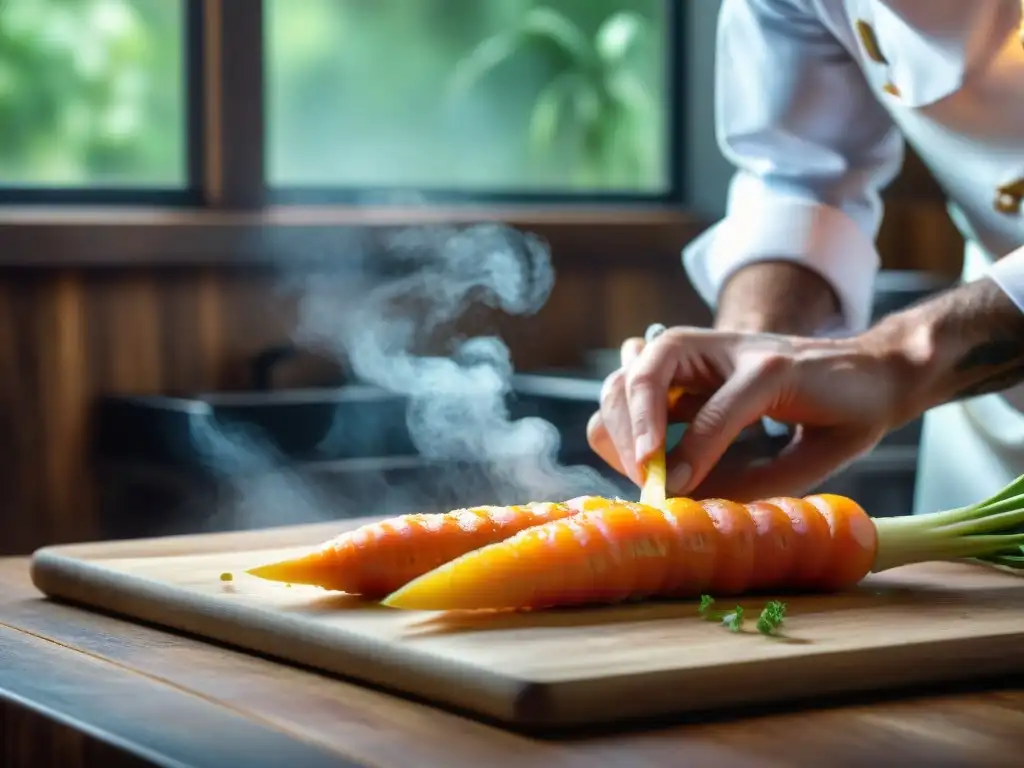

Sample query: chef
[588,0,1024,514]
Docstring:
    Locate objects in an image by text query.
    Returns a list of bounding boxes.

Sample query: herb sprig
[697,594,788,637]
[755,600,788,636]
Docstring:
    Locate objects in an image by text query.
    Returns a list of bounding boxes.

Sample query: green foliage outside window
[0,0,668,193]
[0,0,184,187]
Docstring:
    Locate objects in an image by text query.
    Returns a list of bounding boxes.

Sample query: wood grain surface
[4,556,1023,767]
[28,518,1024,733]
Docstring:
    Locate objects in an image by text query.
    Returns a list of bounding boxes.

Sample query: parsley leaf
[698,595,788,636]
[721,606,745,632]
[756,600,787,636]
[700,595,745,632]
[698,594,716,618]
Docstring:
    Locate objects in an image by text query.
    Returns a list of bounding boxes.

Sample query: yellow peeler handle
[637,321,683,509]
[639,385,685,508]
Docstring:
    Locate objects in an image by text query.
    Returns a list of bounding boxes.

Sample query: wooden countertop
[1,556,1022,768]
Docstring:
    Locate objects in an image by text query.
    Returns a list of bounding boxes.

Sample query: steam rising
[193,214,619,531]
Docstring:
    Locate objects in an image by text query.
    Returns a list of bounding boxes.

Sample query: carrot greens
[871,472,1024,573]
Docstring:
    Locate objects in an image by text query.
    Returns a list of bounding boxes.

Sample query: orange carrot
[383,473,1024,612]
[563,495,616,512]
[245,500,596,597]
[381,496,867,611]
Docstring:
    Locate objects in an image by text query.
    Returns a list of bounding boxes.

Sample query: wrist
[715,261,842,335]
[858,277,1024,423]
[854,311,936,427]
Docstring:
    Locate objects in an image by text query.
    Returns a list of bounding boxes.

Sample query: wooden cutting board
[29,518,1024,732]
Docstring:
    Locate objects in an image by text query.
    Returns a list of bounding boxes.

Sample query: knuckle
[751,352,790,378]
[662,325,706,346]
[625,367,657,398]
[620,337,645,363]
[631,411,652,439]
[689,403,728,439]
[661,326,690,343]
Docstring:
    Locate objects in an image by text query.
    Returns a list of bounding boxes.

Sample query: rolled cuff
[988,245,1024,315]
[682,196,881,334]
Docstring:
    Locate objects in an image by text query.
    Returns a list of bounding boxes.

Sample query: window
[265,0,673,200]
[0,0,686,211]
[0,0,188,194]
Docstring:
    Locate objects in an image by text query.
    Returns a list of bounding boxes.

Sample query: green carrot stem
[937,497,1024,536]
[978,553,1024,569]
[875,490,1024,533]
[971,473,1024,508]
[870,473,1024,574]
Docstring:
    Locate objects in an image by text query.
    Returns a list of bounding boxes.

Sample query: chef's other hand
[586,327,906,501]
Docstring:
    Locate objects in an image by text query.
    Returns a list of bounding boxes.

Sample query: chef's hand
[586,326,908,501]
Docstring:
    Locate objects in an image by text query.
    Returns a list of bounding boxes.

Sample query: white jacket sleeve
[989,246,1024,314]
[683,0,906,334]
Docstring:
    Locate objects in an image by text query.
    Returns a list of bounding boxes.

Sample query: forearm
[867,276,1024,423]
[715,261,842,336]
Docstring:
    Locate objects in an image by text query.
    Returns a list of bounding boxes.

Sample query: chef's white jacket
[682,0,1024,514]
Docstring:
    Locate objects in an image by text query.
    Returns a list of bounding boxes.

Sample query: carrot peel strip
[638,386,685,509]
[639,451,667,509]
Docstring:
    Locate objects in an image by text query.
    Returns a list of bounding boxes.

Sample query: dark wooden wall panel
[878,200,964,277]
[0,270,280,554]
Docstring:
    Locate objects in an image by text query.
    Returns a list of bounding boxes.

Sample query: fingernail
[669,463,692,491]
[635,433,655,463]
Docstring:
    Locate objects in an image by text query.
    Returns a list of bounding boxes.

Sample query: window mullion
[199,0,266,209]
